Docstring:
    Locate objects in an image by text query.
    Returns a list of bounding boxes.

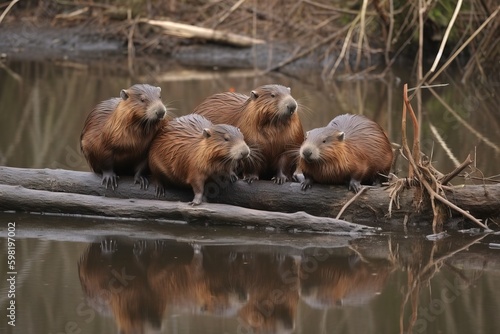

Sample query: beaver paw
[301,179,314,190]
[229,172,239,183]
[349,179,362,193]
[272,174,288,185]
[292,173,305,183]
[134,175,149,190]
[189,194,203,206]
[101,171,118,190]
[155,184,165,197]
[244,174,259,184]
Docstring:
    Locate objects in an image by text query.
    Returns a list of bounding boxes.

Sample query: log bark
[0,167,499,227]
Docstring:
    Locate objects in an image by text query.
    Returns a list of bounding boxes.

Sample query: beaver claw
[244,174,259,184]
[102,171,118,190]
[189,193,203,205]
[349,179,362,193]
[134,175,149,190]
[301,179,314,191]
[155,184,165,197]
[272,175,288,185]
[229,172,239,183]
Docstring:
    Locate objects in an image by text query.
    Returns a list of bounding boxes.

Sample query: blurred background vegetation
[2,0,498,82]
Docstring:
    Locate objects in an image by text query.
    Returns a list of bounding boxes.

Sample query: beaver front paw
[134,174,149,190]
[101,171,118,190]
[301,178,314,191]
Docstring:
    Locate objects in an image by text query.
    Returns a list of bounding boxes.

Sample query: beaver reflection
[202,247,299,334]
[299,252,391,308]
[78,238,170,334]
[79,239,391,334]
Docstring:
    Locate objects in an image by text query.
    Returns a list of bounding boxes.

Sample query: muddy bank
[0,22,379,78]
[0,23,124,60]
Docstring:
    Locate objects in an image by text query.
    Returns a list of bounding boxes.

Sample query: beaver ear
[120,89,129,101]
[251,91,259,99]
[202,128,212,138]
[287,87,291,93]
[305,131,309,139]
[337,132,345,141]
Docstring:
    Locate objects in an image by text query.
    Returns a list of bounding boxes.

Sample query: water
[1,214,500,334]
[0,58,499,333]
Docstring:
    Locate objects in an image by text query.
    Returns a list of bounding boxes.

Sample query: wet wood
[0,167,499,226]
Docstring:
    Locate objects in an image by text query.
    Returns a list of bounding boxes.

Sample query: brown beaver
[148,114,250,205]
[299,113,393,192]
[192,84,304,184]
[80,84,167,189]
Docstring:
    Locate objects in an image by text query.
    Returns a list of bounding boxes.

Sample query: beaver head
[299,126,345,164]
[119,84,167,125]
[202,124,251,162]
[247,85,298,126]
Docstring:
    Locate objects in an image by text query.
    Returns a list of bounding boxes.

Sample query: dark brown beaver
[192,84,304,184]
[299,113,393,192]
[80,84,167,189]
[148,114,250,205]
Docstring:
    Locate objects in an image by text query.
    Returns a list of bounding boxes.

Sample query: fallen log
[142,19,265,47]
[0,167,499,227]
[0,183,374,234]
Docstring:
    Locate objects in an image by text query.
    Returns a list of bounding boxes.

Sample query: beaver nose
[241,145,251,159]
[287,103,297,115]
[156,109,166,119]
[301,148,312,159]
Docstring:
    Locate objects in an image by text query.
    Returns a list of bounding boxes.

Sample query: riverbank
[1,1,498,82]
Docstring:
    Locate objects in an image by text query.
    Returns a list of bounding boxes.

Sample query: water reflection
[75,232,500,334]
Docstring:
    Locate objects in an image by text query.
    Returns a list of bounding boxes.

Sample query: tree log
[0,167,499,227]
[142,19,265,47]
[0,183,374,234]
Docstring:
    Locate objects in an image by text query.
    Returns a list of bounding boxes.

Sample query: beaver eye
[322,139,327,143]
[224,134,230,141]
[140,95,146,103]
[271,93,276,98]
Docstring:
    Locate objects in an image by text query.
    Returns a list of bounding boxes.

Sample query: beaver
[148,114,250,205]
[80,84,167,189]
[299,113,393,192]
[192,84,304,184]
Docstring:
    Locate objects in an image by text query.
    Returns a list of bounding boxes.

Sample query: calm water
[1,214,500,334]
[0,58,499,333]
